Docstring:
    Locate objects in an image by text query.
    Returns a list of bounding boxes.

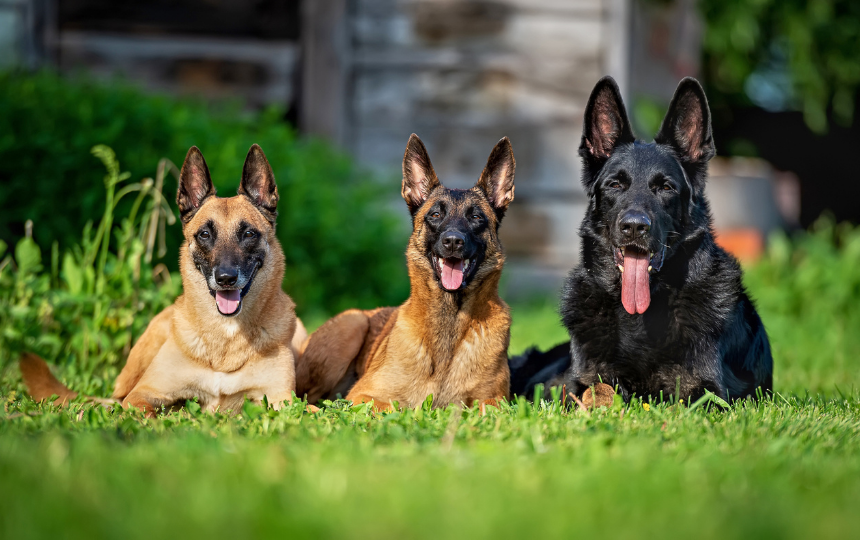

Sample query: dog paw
[582,383,615,409]
[477,398,501,416]
[351,394,394,412]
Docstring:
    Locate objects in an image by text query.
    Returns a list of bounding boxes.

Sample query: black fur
[511,77,773,403]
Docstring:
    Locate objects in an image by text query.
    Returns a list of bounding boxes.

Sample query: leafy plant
[744,215,860,392]
[0,146,180,391]
[700,0,860,132]
[0,71,409,314]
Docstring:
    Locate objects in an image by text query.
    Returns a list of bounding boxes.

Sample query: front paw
[351,394,393,412]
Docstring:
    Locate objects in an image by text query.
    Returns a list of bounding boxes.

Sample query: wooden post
[300,0,349,146]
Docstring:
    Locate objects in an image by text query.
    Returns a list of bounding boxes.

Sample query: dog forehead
[606,143,686,183]
[186,195,269,232]
[446,188,493,213]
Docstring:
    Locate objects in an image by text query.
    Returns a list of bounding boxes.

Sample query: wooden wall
[303,0,631,295]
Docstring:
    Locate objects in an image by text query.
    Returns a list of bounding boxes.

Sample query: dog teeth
[621,247,625,256]
[464,259,470,270]
[618,264,624,273]
[648,265,653,272]
[650,252,654,258]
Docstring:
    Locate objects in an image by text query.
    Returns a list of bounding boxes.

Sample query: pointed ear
[239,144,279,225]
[579,76,634,169]
[475,137,515,221]
[402,134,441,214]
[177,146,216,224]
[655,77,715,167]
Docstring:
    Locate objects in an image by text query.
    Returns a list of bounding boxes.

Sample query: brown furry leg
[295,310,370,404]
[122,387,174,418]
[19,353,79,405]
[582,383,615,409]
[291,317,309,359]
[112,306,173,401]
[477,397,502,416]
[351,393,394,412]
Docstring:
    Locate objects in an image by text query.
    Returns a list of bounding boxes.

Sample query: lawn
[2,294,860,539]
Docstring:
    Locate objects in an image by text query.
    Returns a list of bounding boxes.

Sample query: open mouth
[613,245,666,315]
[208,264,260,317]
[430,255,476,291]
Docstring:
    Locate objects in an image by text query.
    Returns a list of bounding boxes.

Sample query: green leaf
[62,253,83,295]
[15,237,42,276]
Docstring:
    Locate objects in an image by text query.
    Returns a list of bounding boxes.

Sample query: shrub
[0,71,409,315]
[744,216,860,392]
[0,147,180,390]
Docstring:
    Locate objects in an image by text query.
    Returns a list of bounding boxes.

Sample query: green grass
[1,388,859,539]
[2,297,860,539]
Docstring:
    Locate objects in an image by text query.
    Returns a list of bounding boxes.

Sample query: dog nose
[214,267,239,288]
[441,231,466,253]
[619,211,651,241]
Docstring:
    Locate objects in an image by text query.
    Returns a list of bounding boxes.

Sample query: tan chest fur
[348,298,511,408]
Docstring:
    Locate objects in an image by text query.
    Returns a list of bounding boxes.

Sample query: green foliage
[0,146,180,387]
[0,71,409,314]
[745,216,860,393]
[701,0,860,131]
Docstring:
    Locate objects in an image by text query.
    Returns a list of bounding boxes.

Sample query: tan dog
[21,145,306,415]
[295,134,515,410]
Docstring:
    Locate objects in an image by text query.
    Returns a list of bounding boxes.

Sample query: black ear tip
[405,133,429,158]
[677,77,706,95]
[406,133,424,149]
[594,75,621,94]
[247,144,266,158]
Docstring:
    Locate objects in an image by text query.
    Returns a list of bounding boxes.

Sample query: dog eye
[430,212,441,218]
[198,231,210,240]
[243,230,256,239]
[471,214,482,220]
[609,181,622,189]
[662,184,674,192]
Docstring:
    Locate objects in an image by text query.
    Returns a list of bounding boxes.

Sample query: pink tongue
[215,290,241,314]
[621,250,651,315]
[440,258,464,290]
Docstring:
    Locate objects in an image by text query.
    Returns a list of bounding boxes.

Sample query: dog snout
[441,230,466,254]
[618,211,651,242]
[214,266,239,288]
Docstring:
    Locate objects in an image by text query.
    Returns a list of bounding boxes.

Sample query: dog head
[401,134,515,293]
[579,76,715,315]
[177,144,282,318]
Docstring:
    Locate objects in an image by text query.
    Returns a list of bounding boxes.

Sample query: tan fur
[20,146,302,416]
[296,136,514,410]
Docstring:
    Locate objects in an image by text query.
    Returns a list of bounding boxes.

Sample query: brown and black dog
[21,144,307,415]
[295,134,515,410]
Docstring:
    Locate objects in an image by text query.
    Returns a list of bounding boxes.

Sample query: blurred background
[1,0,858,306]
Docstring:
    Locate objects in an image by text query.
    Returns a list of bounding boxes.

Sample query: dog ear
[239,144,279,225]
[402,134,442,214]
[579,76,634,185]
[655,77,715,189]
[476,137,516,221]
[177,146,216,224]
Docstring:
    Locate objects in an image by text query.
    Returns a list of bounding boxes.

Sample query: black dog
[511,76,772,403]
